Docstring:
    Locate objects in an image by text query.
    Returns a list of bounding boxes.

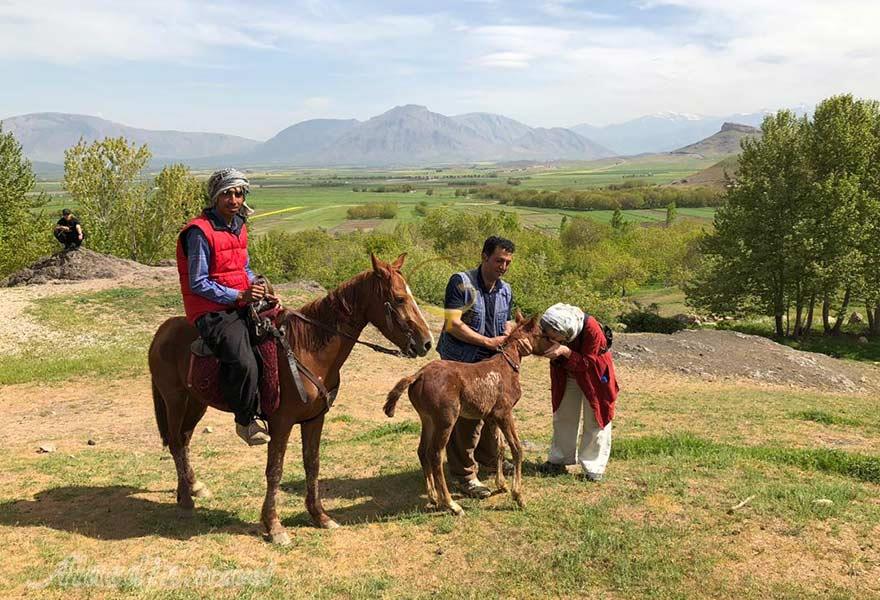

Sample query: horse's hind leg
[417,415,439,506]
[180,398,210,499]
[156,381,198,512]
[429,423,463,516]
[497,414,525,509]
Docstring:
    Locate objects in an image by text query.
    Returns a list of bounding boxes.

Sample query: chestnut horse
[382,312,547,515]
[148,253,433,545]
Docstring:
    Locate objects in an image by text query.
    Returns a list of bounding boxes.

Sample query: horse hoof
[268,531,292,546]
[191,482,212,499]
[449,502,465,516]
[320,519,340,530]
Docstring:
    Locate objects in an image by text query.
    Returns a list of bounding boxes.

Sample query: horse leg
[492,419,508,493]
[418,414,439,506]
[180,399,210,499]
[430,422,463,516]
[260,418,294,545]
[301,415,339,529]
[497,415,525,509]
[158,384,196,513]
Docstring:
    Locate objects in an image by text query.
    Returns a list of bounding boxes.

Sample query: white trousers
[548,376,613,476]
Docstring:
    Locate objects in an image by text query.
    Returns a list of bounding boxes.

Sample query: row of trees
[346,202,398,219]
[477,184,721,211]
[688,94,880,337]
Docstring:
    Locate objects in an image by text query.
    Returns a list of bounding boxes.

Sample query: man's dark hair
[482,236,515,257]
[61,208,72,216]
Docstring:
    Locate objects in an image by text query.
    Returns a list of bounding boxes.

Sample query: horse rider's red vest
[176,214,250,324]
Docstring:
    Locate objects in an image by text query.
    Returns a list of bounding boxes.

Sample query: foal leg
[418,415,439,506]
[497,415,525,509]
[261,418,294,545]
[492,420,508,493]
[301,415,339,530]
[429,423,463,516]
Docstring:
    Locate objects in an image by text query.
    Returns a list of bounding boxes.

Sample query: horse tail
[384,374,418,418]
[152,381,170,447]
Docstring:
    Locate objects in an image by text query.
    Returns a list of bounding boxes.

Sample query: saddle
[186,305,283,417]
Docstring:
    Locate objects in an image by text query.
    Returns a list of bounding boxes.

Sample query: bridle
[496,338,523,372]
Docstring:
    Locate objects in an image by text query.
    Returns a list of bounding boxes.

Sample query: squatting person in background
[436,235,516,499]
[538,303,619,481]
[54,208,84,250]
[175,168,273,446]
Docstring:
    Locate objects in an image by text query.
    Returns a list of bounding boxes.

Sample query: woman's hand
[542,344,571,360]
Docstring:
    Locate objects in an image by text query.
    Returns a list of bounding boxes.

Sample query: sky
[2,0,880,140]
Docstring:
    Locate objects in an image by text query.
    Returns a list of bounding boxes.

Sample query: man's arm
[74,223,83,240]
[443,275,506,349]
[185,229,242,305]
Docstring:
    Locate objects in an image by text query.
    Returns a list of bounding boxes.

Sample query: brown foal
[383,312,547,515]
[149,253,433,544]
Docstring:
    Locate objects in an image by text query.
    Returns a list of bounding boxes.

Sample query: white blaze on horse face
[406,283,435,346]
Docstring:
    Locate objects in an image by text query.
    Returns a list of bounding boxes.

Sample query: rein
[288,308,404,357]
[496,341,522,373]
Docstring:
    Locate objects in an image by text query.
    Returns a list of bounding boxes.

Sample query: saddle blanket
[186,338,281,417]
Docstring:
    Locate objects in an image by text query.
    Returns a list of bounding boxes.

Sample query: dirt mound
[615,329,880,393]
[3,249,174,287]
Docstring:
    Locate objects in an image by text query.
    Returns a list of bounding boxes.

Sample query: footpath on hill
[2,248,879,394]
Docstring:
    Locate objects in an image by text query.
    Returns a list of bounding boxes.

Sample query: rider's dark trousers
[195,309,259,426]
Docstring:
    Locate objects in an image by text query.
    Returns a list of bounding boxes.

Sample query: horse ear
[371,253,390,278]
[391,253,407,270]
[515,309,524,324]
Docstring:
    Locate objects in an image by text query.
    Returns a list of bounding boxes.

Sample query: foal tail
[384,374,419,418]
[152,381,170,447]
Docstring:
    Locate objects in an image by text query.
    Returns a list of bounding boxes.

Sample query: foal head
[367,253,434,358]
[504,310,545,357]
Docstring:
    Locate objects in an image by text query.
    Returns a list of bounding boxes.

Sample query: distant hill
[674,156,741,188]
[250,118,359,164]
[259,105,615,166]
[672,122,760,158]
[1,113,261,164]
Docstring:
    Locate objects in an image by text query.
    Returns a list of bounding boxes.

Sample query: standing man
[54,209,84,250]
[176,168,271,446]
[436,236,515,499]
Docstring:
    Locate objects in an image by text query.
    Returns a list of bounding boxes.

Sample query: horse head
[368,253,434,358]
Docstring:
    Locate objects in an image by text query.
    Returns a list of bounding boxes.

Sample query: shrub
[619,305,687,334]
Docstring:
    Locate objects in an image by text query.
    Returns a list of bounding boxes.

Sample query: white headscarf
[540,303,585,342]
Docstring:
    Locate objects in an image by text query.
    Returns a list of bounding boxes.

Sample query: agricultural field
[1,272,879,599]
[32,155,719,233]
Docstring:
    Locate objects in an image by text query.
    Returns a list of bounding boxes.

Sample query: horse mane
[280,270,374,353]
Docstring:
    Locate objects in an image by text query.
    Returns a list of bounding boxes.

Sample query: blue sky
[2,0,879,139]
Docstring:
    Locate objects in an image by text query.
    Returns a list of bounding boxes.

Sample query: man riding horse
[176,168,274,446]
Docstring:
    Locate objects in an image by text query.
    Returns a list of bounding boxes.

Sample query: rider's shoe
[236,419,271,446]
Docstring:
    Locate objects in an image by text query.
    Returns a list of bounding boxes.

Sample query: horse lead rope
[287,308,405,357]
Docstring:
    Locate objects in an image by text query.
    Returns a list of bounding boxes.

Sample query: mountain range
[571,105,810,155]
[3,105,615,169]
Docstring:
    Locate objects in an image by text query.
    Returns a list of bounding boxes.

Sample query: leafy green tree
[143,164,207,263]
[0,124,52,275]
[610,208,625,231]
[63,137,151,259]
[686,110,812,336]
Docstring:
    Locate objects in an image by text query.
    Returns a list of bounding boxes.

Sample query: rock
[849,312,864,324]
[203,426,214,434]
[673,313,701,325]
[813,498,834,506]
[858,336,869,345]
[87,439,97,446]
[38,443,56,453]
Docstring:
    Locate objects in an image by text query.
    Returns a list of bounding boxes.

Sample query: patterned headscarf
[207,168,254,216]
[540,303,585,342]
